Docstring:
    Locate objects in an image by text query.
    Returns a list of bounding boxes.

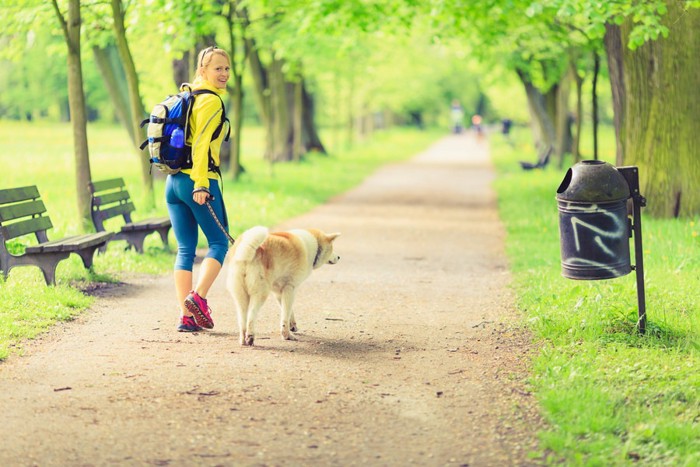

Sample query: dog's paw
[242,334,255,346]
[281,328,297,341]
[289,321,298,332]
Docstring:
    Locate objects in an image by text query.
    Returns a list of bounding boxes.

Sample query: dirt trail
[0,133,541,466]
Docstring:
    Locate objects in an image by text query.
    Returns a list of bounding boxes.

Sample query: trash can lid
[557,160,630,202]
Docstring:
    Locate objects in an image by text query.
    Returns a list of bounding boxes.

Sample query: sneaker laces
[193,291,213,314]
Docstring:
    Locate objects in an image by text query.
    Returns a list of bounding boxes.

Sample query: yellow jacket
[181,77,227,189]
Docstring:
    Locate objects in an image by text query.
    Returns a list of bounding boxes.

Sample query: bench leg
[18,253,71,286]
[73,246,101,270]
[124,232,150,254]
[0,257,8,282]
[39,262,61,286]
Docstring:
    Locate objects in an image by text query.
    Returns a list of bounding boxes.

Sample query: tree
[247,1,344,154]
[0,25,71,122]
[415,0,582,166]
[109,0,153,206]
[92,42,134,141]
[51,0,93,232]
[440,0,699,216]
[222,0,247,180]
[605,1,700,217]
[537,0,700,216]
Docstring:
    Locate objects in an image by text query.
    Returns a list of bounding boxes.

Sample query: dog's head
[310,229,341,268]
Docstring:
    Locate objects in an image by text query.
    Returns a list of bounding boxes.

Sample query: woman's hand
[192,188,211,205]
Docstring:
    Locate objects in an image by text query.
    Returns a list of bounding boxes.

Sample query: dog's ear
[326,232,341,242]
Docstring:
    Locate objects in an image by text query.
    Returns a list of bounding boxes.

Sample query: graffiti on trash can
[569,204,627,256]
[558,201,631,279]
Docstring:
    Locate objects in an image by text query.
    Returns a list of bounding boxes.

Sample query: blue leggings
[166,172,229,271]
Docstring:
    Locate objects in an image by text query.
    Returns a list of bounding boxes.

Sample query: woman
[166,46,231,332]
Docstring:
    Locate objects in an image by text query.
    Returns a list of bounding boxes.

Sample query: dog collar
[312,244,322,268]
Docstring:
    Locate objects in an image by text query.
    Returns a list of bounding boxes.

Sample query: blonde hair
[195,46,230,78]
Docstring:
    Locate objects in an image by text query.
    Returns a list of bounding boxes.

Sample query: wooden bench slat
[122,217,171,231]
[0,199,47,222]
[99,202,136,221]
[0,186,41,204]
[89,178,126,194]
[92,191,130,207]
[26,232,113,253]
[58,232,113,249]
[1,216,53,240]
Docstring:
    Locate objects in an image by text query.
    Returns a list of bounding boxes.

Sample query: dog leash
[193,187,236,245]
[205,197,236,245]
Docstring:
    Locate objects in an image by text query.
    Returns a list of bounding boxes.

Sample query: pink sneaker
[177,315,202,332]
[185,291,214,329]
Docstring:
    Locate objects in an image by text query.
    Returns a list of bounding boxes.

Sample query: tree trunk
[172,50,191,88]
[605,3,700,217]
[592,51,600,161]
[604,24,626,166]
[227,73,244,179]
[51,0,92,233]
[301,82,327,154]
[346,70,355,148]
[570,61,584,162]
[517,68,556,155]
[293,79,303,161]
[240,8,274,162]
[111,0,154,207]
[247,45,274,161]
[93,43,134,142]
[269,57,293,162]
[333,71,341,152]
[554,69,573,168]
[225,1,245,181]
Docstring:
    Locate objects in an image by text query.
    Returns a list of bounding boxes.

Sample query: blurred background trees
[1,0,698,221]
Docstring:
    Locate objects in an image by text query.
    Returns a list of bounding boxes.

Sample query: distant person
[501,118,512,135]
[472,114,485,142]
[450,100,464,134]
[471,114,483,135]
[166,46,232,332]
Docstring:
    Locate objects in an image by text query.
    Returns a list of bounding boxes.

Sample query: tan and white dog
[226,226,341,346]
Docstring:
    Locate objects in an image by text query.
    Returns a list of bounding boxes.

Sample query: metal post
[618,167,647,334]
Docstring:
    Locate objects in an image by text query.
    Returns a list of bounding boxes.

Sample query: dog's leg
[244,295,266,346]
[289,309,297,333]
[276,286,297,340]
[233,292,250,346]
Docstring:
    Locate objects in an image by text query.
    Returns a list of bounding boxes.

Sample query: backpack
[140,85,230,175]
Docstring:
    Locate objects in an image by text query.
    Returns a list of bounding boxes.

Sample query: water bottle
[170,127,184,148]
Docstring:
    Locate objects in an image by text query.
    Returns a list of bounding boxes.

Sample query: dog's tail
[233,226,269,262]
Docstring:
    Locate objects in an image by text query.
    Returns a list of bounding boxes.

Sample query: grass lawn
[490,127,699,466]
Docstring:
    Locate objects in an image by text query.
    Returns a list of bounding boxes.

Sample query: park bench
[0,185,113,285]
[88,178,171,254]
[519,145,552,170]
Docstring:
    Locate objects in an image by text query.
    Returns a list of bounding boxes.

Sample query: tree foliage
[2,0,698,215]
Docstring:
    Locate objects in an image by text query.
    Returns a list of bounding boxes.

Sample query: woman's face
[202,53,230,90]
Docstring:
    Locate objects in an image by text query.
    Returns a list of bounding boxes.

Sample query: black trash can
[556,160,632,280]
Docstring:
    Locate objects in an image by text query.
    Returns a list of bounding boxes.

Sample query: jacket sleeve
[189,95,222,189]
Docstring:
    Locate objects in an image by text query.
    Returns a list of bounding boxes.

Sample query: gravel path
[0,133,542,466]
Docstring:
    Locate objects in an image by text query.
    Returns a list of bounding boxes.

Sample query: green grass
[491,128,699,466]
[0,120,442,359]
